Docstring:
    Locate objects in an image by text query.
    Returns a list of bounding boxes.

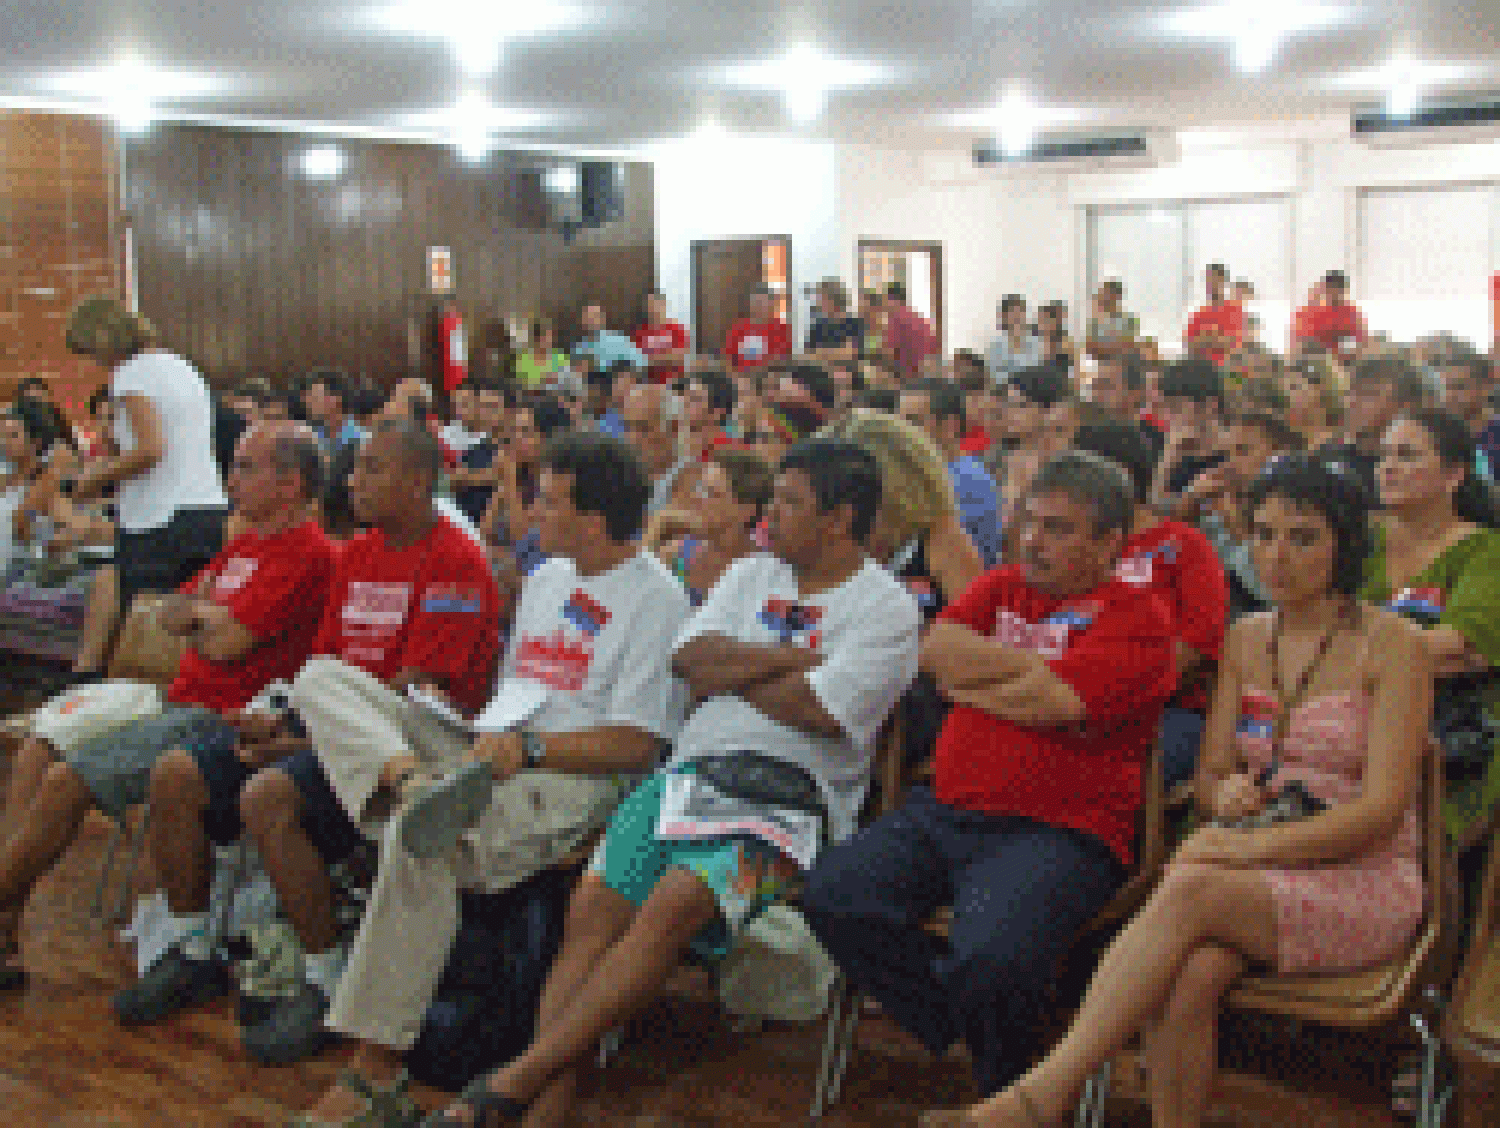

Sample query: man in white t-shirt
[421,438,919,1127]
[290,430,692,1126]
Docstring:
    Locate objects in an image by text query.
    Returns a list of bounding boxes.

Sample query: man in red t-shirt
[117,420,501,1055]
[881,281,938,381]
[1293,269,1366,365]
[0,422,336,997]
[803,451,1175,1099]
[723,289,792,371]
[632,290,690,384]
[438,298,467,394]
[1183,263,1245,368]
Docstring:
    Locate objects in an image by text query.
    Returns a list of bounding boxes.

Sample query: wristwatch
[520,729,546,770]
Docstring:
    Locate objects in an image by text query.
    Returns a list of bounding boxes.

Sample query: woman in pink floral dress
[923,454,1433,1128]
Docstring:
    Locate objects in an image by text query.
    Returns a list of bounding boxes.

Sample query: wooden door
[692,239,771,359]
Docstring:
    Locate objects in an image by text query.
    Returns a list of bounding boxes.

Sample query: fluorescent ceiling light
[946,97,1092,137]
[1325,54,1483,115]
[349,1,595,75]
[542,163,580,194]
[299,145,347,179]
[718,45,892,123]
[1160,3,1353,73]
[38,56,233,131]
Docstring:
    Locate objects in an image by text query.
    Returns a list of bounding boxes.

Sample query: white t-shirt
[111,351,227,532]
[482,552,691,741]
[440,420,485,454]
[669,555,920,842]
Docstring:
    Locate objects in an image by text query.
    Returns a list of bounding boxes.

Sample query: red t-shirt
[633,321,690,383]
[1115,519,1227,712]
[959,425,991,455]
[1294,301,1366,363]
[933,567,1176,865]
[311,516,502,715]
[170,521,338,713]
[1183,301,1245,366]
[439,312,467,393]
[883,304,938,380]
[724,319,792,370]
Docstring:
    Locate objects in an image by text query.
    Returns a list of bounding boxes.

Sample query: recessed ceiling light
[349,2,596,76]
[1325,53,1481,110]
[993,90,1038,155]
[1160,2,1353,73]
[718,45,892,124]
[299,146,347,179]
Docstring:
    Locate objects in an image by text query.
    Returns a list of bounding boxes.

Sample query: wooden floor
[0,670,1422,1127]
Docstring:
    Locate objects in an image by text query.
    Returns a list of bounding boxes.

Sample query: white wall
[647,135,840,352]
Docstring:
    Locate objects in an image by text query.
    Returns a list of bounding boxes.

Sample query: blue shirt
[949,455,1002,569]
[596,409,625,439]
[316,418,368,451]
[573,330,646,372]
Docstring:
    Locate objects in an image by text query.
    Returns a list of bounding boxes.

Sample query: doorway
[691,237,791,358]
[857,239,944,353]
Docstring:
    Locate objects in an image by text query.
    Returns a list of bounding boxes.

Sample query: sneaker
[242,980,332,1066]
[399,761,494,861]
[113,945,229,1026]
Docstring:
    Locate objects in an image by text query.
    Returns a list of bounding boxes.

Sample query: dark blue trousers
[801,786,1123,1096]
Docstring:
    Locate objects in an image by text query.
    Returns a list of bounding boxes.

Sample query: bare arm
[925,513,984,604]
[472,725,660,780]
[673,632,821,700]
[922,620,1086,727]
[1424,625,1492,677]
[73,394,163,500]
[738,672,844,737]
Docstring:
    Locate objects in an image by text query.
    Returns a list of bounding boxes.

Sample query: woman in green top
[513,316,570,389]
[1360,407,1500,844]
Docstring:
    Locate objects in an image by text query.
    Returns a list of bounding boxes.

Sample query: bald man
[0,422,337,997]
[621,383,690,515]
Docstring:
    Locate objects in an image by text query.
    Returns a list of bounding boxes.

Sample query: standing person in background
[63,297,228,657]
[1294,270,1366,368]
[805,277,864,364]
[724,289,792,372]
[1036,301,1076,372]
[1086,279,1141,362]
[1184,264,1245,369]
[437,298,467,396]
[632,291,690,384]
[882,283,938,383]
[860,290,888,362]
[986,295,1043,386]
[573,302,647,374]
[515,318,572,391]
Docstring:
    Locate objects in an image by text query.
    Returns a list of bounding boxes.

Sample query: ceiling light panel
[1159,2,1355,72]
[345,1,599,74]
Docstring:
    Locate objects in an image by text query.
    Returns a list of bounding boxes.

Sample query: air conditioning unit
[1353,96,1500,149]
[972,131,1179,174]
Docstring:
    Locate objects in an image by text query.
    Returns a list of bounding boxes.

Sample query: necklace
[1262,602,1349,783]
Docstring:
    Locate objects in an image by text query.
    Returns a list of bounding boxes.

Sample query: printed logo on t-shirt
[758,598,823,648]
[341,582,413,629]
[1236,691,1277,740]
[213,557,258,597]
[903,577,938,613]
[515,631,593,691]
[1115,541,1179,586]
[993,602,1098,659]
[740,335,768,361]
[641,331,675,354]
[421,584,484,614]
[562,590,611,637]
[1389,586,1445,621]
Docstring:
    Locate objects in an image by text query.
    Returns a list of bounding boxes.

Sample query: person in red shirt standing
[1073,421,1228,791]
[1294,269,1366,367]
[723,288,792,371]
[632,290,690,384]
[881,281,938,382]
[1183,263,1245,368]
[0,422,336,994]
[803,451,1176,1100]
[437,298,467,395]
[126,419,502,1060]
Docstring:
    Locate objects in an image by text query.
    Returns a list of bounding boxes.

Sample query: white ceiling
[3,1,1498,150]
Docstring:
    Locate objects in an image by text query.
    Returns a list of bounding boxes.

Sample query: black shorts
[188,725,363,865]
[116,506,228,613]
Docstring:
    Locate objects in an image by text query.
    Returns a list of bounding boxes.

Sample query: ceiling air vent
[1353,96,1500,149]
[973,131,1178,174]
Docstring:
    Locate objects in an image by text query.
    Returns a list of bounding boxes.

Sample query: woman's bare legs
[952,864,1278,1127]
[1144,943,1249,1128]
[71,563,120,675]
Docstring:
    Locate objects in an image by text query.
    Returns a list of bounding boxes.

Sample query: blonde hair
[818,408,957,546]
[65,296,157,362]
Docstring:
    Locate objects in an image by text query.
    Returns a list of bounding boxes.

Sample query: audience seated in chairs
[1072,421,1229,792]
[642,445,774,606]
[991,365,1077,531]
[899,379,1003,570]
[274,430,693,1127]
[0,398,75,577]
[0,422,334,993]
[920,454,1433,1128]
[129,420,501,1066]
[801,451,1178,1104]
[422,438,919,1128]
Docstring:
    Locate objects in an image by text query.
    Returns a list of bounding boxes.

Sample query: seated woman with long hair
[923,455,1432,1128]
[642,446,773,606]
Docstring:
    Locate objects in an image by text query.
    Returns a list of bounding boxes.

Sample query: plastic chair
[1079,736,1452,1128]
[809,739,1170,1122]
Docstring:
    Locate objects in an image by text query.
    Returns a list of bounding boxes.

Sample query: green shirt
[514,349,569,387]
[1361,522,1500,838]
